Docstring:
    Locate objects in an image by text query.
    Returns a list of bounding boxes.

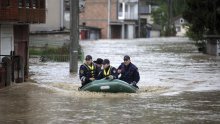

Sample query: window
[32,0,37,8]
[176,27,181,32]
[119,3,123,12]
[125,4,128,12]
[1,0,10,8]
[180,18,184,24]
[26,0,30,8]
[18,0,23,8]
[39,0,45,8]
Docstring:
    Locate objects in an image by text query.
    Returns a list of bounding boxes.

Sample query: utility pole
[107,0,111,39]
[138,0,141,38]
[70,0,79,73]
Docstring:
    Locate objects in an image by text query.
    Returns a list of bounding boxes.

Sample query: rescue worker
[93,58,103,74]
[98,59,118,80]
[117,55,140,88]
[79,55,98,88]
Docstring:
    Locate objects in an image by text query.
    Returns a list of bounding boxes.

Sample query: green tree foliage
[151,0,186,36]
[182,0,220,50]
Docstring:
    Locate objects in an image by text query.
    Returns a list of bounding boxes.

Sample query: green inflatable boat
[79,79,138,93]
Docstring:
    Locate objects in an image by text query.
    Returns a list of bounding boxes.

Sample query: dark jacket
[97,66,118,79]
[79,63,98,86]
[118,62,140,84]
[94,63,102,75]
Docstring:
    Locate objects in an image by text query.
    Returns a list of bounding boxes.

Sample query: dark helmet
[94,58,103,65]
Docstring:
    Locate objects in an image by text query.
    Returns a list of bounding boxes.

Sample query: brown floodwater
[0,83,219,124]
[0,37,220,124]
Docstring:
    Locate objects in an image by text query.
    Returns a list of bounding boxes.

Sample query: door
[1,37,13,55]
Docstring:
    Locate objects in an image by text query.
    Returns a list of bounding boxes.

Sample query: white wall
[176,25,187,37]
[30,0,64,32]
[0,25,14,56]
[150,30,160,37]
[128,25,134,39]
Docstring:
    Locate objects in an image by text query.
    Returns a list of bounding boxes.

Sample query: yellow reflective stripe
[84,63,95,77]
[88,64,94,71]
[104,67,111,76]
[88,64,95,77]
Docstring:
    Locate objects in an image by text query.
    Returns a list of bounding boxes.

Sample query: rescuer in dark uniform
[93,58,103,75]
[97,59,118,80]
[117,55,140,88]
[79,55,99,88]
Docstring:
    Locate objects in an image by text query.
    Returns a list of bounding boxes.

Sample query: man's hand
[108,75,114,80]
[89,78,95,81]
[130,81,139,89]
[117,69,122,73]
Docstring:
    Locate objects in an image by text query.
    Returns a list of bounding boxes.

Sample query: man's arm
[133,68,140,83]
[111,67,118,79]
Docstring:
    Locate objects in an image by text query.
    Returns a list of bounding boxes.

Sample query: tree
[183,0,220,51]
[151,0,187,36]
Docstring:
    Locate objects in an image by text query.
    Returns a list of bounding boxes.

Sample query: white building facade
[30,0,65,32]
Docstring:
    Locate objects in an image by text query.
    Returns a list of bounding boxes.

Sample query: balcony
[139,5,151,14]
[118,12,138,20]
[0,0,45,24]
[118,1,138,21]
[0,8,45,23]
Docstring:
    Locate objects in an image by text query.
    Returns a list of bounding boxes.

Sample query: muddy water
[1,37,220,123]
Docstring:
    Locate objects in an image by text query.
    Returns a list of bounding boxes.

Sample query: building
[173,15,188,37]
[204,35,220,56]
[79,0,140,39]
[79,0,117,39]
[0,0,46,88]
[139,0,160,38]
[30,0,64,32]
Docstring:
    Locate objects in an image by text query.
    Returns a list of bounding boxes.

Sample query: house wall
[80,0,118,39]
[175,18,188,37]
[150,30,160,37]
[140,15,153,24]
[206,41,218,56]
[175,25,187,37]
[30,0,63,32]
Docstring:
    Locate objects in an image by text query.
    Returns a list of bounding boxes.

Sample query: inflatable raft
[79,79,137,93]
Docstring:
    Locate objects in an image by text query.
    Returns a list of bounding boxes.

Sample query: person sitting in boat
[97,59,118,80]
[117,55,140,88]
[93,58,103,74]
[79,55,99,88]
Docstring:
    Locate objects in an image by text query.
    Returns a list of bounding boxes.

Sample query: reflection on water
[0,37,220,123]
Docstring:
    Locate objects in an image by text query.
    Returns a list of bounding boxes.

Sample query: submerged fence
[29,44,84,62]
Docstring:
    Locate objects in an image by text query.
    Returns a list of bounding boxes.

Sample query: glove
[131,81,136,85]
[106,75,114,80]
[89,78,95,81]
[130,81,139,89]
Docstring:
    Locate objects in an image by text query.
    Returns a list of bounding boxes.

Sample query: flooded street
[1,37,220,123]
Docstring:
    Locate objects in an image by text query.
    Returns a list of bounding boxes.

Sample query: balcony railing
[0,0,45,23]
[0,8,45,23]
[118,12,138,20]
[139,5,151,14]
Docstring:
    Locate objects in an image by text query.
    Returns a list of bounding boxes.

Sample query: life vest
[84,63,96,78]
[104,66,112,77]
